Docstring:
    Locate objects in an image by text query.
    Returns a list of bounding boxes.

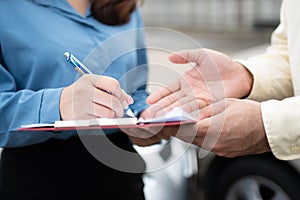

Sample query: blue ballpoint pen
[64,52,92,75]
[63,51,135,118]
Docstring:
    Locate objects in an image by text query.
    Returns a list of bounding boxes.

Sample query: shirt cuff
[262,98,300,160]
[236,59,264,101]
[40,88,63,123]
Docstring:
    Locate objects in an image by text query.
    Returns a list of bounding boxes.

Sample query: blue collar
[28,0,92,17]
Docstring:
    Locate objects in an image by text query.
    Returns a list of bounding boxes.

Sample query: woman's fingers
[93,89,125,118]
[90,75,133,108]
[87,104,116,119]
[60,75,133,120]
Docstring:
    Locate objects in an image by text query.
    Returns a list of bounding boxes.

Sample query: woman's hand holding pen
[60,74,133,120]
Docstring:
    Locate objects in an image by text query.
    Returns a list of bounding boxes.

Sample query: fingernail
[127,96,134,105]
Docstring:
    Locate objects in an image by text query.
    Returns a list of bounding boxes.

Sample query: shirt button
[289,144,300,154]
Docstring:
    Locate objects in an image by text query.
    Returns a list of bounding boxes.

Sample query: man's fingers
[158,123,199,145]
[147,79,181,105]
[199,100,227,120]
[169,53,189,64]
[149,90,185,114]
[129,135,162,147]
[157,126,177,140]
[157,96,206,115]
[151,96,206,118]
[146,86,171,105]
[169,49,208,65]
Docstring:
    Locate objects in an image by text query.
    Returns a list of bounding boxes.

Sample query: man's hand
[121,109,166,147]
[157,99,271,158]
[60,74,133,120]
[147,49,253,116]
[126,127,164,147]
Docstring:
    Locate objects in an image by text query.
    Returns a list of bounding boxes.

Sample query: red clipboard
[18,107,197,131]
[17,120,196,131]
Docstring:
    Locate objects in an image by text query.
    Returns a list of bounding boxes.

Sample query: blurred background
[132,1,300,200]
[141,0,281,55]
[142,0,281,31]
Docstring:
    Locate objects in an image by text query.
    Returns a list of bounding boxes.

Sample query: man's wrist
[237,62,254,98]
